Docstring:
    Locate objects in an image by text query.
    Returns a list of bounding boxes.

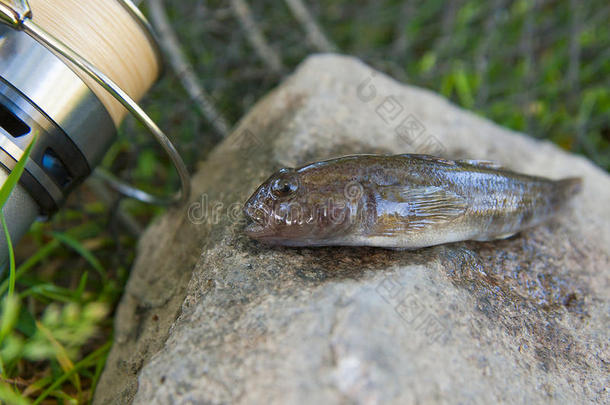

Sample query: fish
[243,154,582,249]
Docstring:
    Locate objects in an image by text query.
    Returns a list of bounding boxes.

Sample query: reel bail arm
[0,0,31,27]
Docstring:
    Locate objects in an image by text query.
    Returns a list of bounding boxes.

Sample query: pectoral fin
[371,186,467,236]
[474,231,518,241]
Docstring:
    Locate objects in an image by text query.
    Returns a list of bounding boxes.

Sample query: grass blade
[50,232,106,280]
[35,321,81,398]
[1,213,16,297]
[0,381,31,405]
[0,134,37,210]
[0,134,37,306]
[32,341,111,405]
[0,239,61,297]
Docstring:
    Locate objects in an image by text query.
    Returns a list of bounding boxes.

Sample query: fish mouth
[243,204,271,237]
[245,221,267,237]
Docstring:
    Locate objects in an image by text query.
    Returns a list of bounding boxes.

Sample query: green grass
[1,0,609,403]
[0,136,123,402]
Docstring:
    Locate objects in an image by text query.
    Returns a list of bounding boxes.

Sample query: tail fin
[556,177,583,198]
[551,177,583,214]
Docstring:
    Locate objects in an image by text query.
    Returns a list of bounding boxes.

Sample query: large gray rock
[94,54,610,404]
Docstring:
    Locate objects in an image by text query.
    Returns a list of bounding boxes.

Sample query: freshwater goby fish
[243,154,582,248]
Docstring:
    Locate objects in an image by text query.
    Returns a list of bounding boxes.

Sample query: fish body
[243,154,582,249]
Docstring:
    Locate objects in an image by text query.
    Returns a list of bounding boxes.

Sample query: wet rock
[94,54,610,404]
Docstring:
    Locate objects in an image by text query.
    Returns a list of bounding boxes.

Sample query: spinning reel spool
[0,0,190,262]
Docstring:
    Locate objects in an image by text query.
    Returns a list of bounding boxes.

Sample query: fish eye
[271,175,298,197]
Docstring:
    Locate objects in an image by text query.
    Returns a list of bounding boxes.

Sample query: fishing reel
[0,0,190,263]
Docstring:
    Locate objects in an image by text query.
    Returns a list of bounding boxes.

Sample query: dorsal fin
[395,154,456,166]
[370,186,467,236]
[457,159,502,169]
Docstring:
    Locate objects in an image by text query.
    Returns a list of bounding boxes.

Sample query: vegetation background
[1,0,608,403]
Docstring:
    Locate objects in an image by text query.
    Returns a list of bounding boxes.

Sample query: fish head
[244,167,307,241]
[243,166,355,244]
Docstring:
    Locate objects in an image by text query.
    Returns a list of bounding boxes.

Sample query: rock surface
[94,54,610,404]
